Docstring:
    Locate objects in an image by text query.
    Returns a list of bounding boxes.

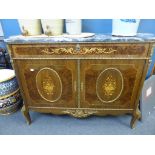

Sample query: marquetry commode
[5,34,155,128]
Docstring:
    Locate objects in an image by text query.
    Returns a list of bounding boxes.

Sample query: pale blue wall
[1,19,155,78]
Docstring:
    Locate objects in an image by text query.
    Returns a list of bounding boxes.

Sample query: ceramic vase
[65,19,82,35]
[0,69,22,115]
[18,19,42,36]
[41,19,64,36]
[112,19,140,36]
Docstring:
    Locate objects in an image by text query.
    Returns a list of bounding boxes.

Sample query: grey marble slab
[4,33,155,44]
[0,36,4,41]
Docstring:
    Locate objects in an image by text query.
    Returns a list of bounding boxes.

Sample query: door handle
[81,82,84,91]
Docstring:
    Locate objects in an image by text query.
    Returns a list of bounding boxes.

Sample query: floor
[1,76,155,135]
[0,109,155,135]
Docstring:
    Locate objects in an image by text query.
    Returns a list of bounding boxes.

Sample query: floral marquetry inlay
[96,68,124,103]
[102,75,117,96]
[36,67,62,102]
[42,76,55,95]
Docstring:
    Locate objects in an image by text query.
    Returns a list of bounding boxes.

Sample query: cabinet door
[80,59,145,109]
[15,59,77,108]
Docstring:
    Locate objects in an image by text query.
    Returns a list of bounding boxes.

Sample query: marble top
[0,36,4,41]
[5,33,155,44]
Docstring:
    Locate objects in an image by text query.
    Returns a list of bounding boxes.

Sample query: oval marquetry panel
[96,68,124,103]
[36,67,62,102]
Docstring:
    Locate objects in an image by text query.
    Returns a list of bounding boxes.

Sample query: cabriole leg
[130,105,141,129]
[21,105,31,125]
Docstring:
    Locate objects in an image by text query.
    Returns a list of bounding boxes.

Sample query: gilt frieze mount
[41,47,117,55]
[13,45,147,56]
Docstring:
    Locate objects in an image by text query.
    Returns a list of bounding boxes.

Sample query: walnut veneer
[7,41,154,128]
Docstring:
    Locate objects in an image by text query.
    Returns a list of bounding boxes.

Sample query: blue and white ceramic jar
[0,69,22,115]
[112,19,140,36]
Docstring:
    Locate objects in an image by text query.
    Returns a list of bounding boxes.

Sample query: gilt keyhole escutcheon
[76,44,81,51]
